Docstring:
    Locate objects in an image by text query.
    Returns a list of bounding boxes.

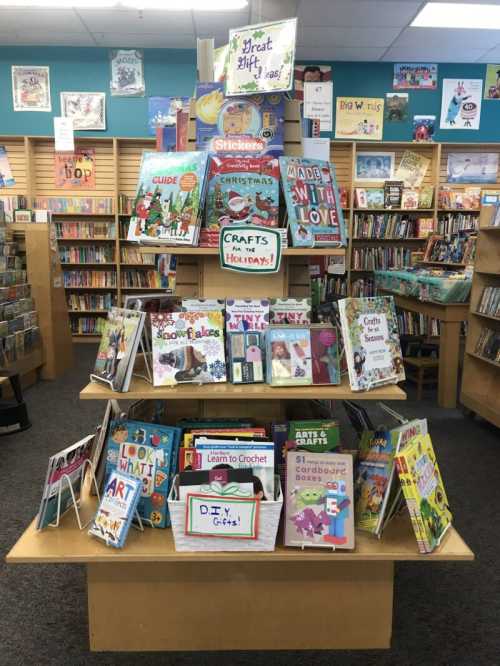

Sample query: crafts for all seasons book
[285,451,354,549]
[88,470,142,548]
[310,324,341,385]
[104,419,182,528]
[279,156,346,247]
[205,155,280,229]
[266,325,312,386]
[225,298,270,333]
[287,420,340,454]
[91,307,146,393]
[195,82,285,157]
[338,296,405,392]
[269,298,311,325]
[127,151,209,246]
[150,310,226,386]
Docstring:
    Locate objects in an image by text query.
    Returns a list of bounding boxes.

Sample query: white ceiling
[0,0,500,62]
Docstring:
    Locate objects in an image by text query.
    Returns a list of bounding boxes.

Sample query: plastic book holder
[300,541,336,553]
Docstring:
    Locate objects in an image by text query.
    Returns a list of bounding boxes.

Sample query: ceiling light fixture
[411,2,500,29]
[0,0,115,6]
[0,0,248,8]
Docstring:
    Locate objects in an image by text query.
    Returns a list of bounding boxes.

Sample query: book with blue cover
[279,156,346,248]
[266,325,312,386]
[88,470,142,548]
[147,96,190,136]
[104,419,182,527]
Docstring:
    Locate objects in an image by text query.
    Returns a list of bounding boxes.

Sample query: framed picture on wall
[60,92,106,131]
[355,152,395,182]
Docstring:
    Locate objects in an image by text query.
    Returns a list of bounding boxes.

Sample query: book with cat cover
[205,156,280,229]
[338,296,405,392]
[310,323,341,385]
[195,82,285,157]
[225,298,270,333]
[279,156,346,247]
[269,298,311,325]
[266,325,312,386]
[285,451,354,549]
[287,420,340,454]
[126,151,210,246]
[88,470,142,548]
[227,331,265,384]
[104,419,182,528]
[150,310,226,386]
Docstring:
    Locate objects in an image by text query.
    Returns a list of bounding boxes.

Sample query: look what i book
[338,296,405,392]
[127,151,209,246]
[285,451,354,549]
[150,310,226,386]
[91,307,146,392]
[279,157,346,248]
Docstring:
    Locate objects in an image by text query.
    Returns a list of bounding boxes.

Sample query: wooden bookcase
[460,206,500,426]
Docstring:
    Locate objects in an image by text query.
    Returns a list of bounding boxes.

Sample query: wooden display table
[379,290,469,408]
[7,497,473,652]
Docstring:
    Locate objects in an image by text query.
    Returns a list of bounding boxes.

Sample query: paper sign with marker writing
[185,494,259,539]
[220,225,281,274]
[304,81,333,131]
[54,117,74,152]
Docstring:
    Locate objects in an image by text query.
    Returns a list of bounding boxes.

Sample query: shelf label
[219,225,282,274]
[185,494,259,540]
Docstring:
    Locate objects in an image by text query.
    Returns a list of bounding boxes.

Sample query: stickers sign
[220,225,282,274]
[185,494,259,539]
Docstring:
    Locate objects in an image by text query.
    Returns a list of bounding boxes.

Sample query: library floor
[1,347,498,666]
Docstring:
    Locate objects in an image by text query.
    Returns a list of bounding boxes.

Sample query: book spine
[394,456,430,553]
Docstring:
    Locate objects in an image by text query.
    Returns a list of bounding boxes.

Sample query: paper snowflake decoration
[209,360,226,380]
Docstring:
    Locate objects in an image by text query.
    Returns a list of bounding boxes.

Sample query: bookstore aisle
[0,347,497,666]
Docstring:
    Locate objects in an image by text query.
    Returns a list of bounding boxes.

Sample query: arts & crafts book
[287,419,340,454]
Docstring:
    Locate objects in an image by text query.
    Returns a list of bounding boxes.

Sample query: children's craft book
[0,146,15,188]
[310,324,341,385]
[279,157,346,247]
[150,310,226,386]
[195,82,285,157]
[127,151,209,246]
[104,419,181,528]
[36,434,95,530]
[88,470,142,548]
[269,298,311,325]
[338,296,405,392]
[287,420,340,454]
[266,325,312,386]
[182,427,266,448]
[181,298,225,312]
[227,331,265,384]
[177,468,254,501]
[395,433,452,553]
[225,298,270,332]
[90,307,146,393]
[285,451,354,549]
[205,155,280,229]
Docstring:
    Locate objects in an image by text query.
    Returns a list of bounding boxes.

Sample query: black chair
[0,371,31,435]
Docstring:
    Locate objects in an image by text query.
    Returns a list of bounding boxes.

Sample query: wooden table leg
[87,560,394,651]
[439,321,461,408]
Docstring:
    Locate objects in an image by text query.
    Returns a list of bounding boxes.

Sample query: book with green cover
[287,420,340,453]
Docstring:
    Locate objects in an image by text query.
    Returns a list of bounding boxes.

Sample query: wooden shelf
[80,375,406,401]
[2,347,43,377]
[470,310,500,322]
[64,286,117,290]
[438,209,480,213]
[61,263,116,267]
[466,351,500,369]
[57,237,116,242]
[475,269,500,276]
[52,213,114,217]
[138,246,346,257]
[480,226,500,232]
[352,237,425,242]
[68,310,109,314]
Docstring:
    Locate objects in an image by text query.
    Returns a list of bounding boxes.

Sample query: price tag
[220,225,281,274]
[185,494,259,540]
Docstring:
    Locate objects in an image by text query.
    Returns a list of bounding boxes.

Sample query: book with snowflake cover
[205,155,280,230]
[338,296,405,392]
[279,156,346,248]
[126,151,209,246]
[150,310,226,386]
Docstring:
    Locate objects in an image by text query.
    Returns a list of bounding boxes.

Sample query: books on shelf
[120,246,156,264]
[352,212,433,240]
[225,298,270,333]
[71,316,106,336]
[474,327,500,363]
[120,264,177,292]
[266,325,312,386]
[384,181,404,209]
[55,221,115,240]
[67,292,115,312]
[224,299,269,384]
[33,196,114,214]
[59,244,115,264]
[351,246,412,271]
[423,233,476,265]
[351,277,375,298]
[0,195,27,222]
[438,187,481,210]
[63,270,117,288]
[437,212,478,236]
[477,286,500,317]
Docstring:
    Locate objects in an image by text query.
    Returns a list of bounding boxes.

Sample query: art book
[338,296,405,392]
[195,82,285,157]
[91,307,146,393]
[395,151,430,188]
[310,323,341,385]
[88,470,142,548]
[287,420,340,454]
[205,156,280,229]
[150,310,226,386]
[285,451,354,549]
[266,325,312,386]
[0,146,15,188]
[269,298,311,325]
[127,151,210,246]
[225,298,270,333]
[104,419,182,528]
[279,157,346,247]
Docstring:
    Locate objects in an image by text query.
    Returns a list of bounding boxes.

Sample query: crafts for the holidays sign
[484,64,500,99]
[110,49,145,97]
[304,81,333,131]
[54,149,96,189]
[335,97,384,141]
[185,494,259,539]
[226,18,297,96]
[220,225,281,273]
[440,79,482,131]
[60,92,106,131]
[11,65,51,112]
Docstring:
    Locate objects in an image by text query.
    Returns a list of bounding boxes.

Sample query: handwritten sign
[335,97,384,141]
[54,149,95,189]
[54,117,74,152]
[220,225,281,274]
[304,81,333,131]
[226,18,297,96]
[185,494,259,539]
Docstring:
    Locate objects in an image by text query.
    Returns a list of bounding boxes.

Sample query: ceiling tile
[392,27,500,51]
[250,0,298,22]
[296,45,387,61]
[298,26,402,48]
[77,9,194,34]
[297,0,422,28]
[11,31,96,47]
[382,46,488,63]
[193,10,249,34]
[0,8,85,32]
[93,32,196,48]
[476,47,500,63]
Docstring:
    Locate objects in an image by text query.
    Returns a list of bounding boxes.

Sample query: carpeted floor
[1,346,498,666]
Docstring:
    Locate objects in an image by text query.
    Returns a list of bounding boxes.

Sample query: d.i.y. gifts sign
[226,18,297,96]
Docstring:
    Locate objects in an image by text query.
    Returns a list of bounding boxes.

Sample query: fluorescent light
[0,0,115,5]
[412,2,500,29]
[121,0,247,8]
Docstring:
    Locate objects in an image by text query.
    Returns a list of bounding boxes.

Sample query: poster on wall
[385,92,408,122]
[11,65,51,112]
[54,149,96,189]
[335,97,384,141]
[60,92,106,131]
[440,79,482,130]
[0,146,15,188]
[393,63,438,90]
[412,115,436,142]
[225,18,297,96]
[447,152,498,184]
[484,65,500,99]
[294,64,331,101]
[110,49,145,97]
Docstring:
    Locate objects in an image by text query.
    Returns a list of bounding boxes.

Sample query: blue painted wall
[0,46,498,142]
